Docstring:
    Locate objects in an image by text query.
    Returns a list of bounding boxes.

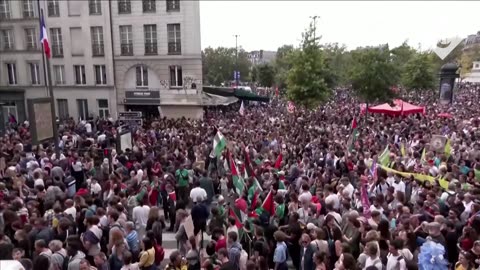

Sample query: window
[144,24,157,55]
[67,1,81,16]
[53,65,65,85]
[50,28,63,57]
[23,0,35,18]
[91,26,104,56]
[29,63,40,85]
[77,99,88,120]
[74,65,86,85]
[47,0,59,17]
[118,0,131,14]
[94,65,107,85]
[0,0,11,20]
[166,0,179,11]
[2,103,17,124]
[119,25,133,55]
[1,29,14,50]
[6,63,17,85]
[136,65,148,87]
[169,65,182,87]
[167,23,181,55]
[25,28,37,50]
[476,63,480,69]
[142,0,155,13]
[89,0,101,15]
[98,99,109,118]
[57,99,69,120]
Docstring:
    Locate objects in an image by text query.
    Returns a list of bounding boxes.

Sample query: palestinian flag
[244,148,262,192]
[229,207,243,229]
[347,117,359,152]
[250,189,259,211]
[261,190,276,216]
[210,131,227,158]
[230,154,246,196]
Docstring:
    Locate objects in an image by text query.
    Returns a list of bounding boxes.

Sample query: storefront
[0,90,26,134]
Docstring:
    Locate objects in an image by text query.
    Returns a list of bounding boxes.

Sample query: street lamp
[234,34,240,87]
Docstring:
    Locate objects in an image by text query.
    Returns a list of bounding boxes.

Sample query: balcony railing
[166,0,180,11]
[92,44,104,56]
[121,43,133,55]
[26,42,37,51]
[23,11,35,19]
[52,44,64,57]
[145,42,157,55]
[168,42,181,55]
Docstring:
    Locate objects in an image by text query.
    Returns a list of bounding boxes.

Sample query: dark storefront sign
[125,91,160,99]
[123,98,161,105]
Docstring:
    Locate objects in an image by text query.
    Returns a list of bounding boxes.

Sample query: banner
[378,165,449,190]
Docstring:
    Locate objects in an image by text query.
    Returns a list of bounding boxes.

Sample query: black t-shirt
[219,261,236,270]
[289,222,302,247]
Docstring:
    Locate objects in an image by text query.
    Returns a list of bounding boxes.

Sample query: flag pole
[37,1,60,158]
[37,0,48,97]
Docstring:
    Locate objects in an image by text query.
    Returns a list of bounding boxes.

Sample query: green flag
[210,131,227,158]
[378,146,390,167]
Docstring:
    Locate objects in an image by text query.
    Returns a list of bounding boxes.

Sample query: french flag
[40,15,51,58]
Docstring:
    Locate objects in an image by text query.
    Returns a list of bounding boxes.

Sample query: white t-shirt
[132,205,150,229]
[363,256,382,270]
[392,180,406,194]
[85,123,92,133]
[64,206,77,218]
[325,193,340,210]
[386,253,407,270]
[190,187,207,203]
[343,183,354,198]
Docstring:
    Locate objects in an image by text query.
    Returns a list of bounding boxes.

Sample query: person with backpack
[49,240,68,270]
[385,240,407,270]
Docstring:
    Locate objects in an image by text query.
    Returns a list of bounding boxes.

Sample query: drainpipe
[108,0,118,119]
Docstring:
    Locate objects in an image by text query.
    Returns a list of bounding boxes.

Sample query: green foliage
[322,43,352,86]
[401,52,436,92]
[257,63,275,87]
[202,47,251,85]
[390,41,417,83]
[286,21,334,109]
[349,45,397,103]
[274,45,295,89]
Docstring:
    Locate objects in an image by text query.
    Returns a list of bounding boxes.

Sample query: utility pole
[37,0,60,158]
[310,15,319,42]
[234,34,239,87]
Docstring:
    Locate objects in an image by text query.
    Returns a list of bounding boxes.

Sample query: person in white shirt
[391,176,406,195]
[340,177,354,198]
[85,122,92,133]
[189,181,207,203]
[298,183,312,204]
[86,178,102,196]
[64,199,77,218]
[386,240,407,270]
[325,184,340,210]
[132,199,150,240]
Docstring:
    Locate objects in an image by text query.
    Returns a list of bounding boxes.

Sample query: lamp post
[234,34,239,87]
[438,63,459,105]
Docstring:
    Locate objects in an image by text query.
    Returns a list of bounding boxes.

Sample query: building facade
[0,0,203,128]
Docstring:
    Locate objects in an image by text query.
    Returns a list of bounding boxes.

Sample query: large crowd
[1,83,480,270]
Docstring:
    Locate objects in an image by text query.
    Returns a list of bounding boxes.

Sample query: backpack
[62,254,70,270]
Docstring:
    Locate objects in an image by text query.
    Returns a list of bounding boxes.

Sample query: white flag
[239,101,245,116]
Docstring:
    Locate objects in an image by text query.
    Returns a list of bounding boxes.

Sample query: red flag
[244,148,256,178]
[229,208,243,228]
[274,153,283,170]
[261,190,275,216]
[235,198,248,213]
[351,117,357,129]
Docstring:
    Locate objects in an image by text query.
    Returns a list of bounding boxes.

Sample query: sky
[200,1,480,52]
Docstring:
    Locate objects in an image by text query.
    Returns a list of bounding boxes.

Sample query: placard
[27,98,54,144]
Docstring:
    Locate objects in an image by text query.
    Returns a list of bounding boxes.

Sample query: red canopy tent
[360,99,425,116]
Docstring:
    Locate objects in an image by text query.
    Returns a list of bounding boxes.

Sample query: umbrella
[437,113,453,118]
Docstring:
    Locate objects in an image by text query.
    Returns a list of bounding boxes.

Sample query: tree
[257,63,275,87]
[349,45,398,104]
[273,45,295,89]
[286,21,335,109]
[460,45,480,78]
[322,43,352,86]
[401,52,436,93]
[390,41,417,83]
[202,47,251,85]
